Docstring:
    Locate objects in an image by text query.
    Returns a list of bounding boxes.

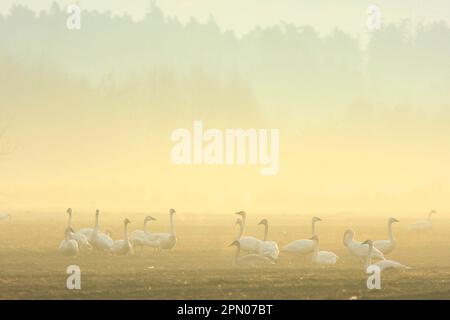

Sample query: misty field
[0,212,449,299]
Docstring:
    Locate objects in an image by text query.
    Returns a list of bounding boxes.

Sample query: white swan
[65,208,91,250]
[150,208,177,250]
[311,235,338,265]
[363,240,410,271]
[58,228,79,256]
[282,216,322,255]
[0,213,11,220]
[229,240,274,267]
[111,218,134,255]
[373,217,398,254]
[78,209,100,239]
[234,215,260,254]
[130,216,160,251]
[343,229,385,260]
[89,210,114,252]
[409,210,436,230]
[257,219,279,260]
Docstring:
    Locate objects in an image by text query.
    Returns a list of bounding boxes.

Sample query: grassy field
[0,211,449,299]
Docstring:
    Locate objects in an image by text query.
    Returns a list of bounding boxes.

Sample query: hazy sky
[0,0,449,35]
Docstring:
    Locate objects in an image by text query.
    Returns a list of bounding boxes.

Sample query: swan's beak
[393,218,399,223]
[235,211,245,216]
[362,240,371,245]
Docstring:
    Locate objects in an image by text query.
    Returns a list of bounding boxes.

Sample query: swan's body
[111,218,134,255]
[234,212,261,254]
[311,236,338,265]
[151,209,177,250]
[89,210,114,251]
[257,219,279,260]
[282,216,322,255]
[65,208,91,249]
[78,209,101,239]
[363,240,410,271]
[343,230,385,260]
[0,213,11,221]
[409,210,436,231]
[58,228,79,256]
[130,216,160,250]
[229,240,274,267]
[373,218,398,254]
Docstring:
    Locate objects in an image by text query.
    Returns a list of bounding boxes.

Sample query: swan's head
[362,239,373,246]
[310,235,319,242]
[65,227,75,235]
[234,211,246,218]
[343,229,354,246]
[312,216,322,222]
[145,216,157,222]
[169,208,176,215]
[228,240,241,247]
[95,209,100,216]
[124,218,131,225]
[430,210,437,215]
[389,217,399,224]
[66,208,72,215]
[235,218,243,226]
[258,218,268,226]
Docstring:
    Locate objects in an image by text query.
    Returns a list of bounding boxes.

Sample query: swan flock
[52,208,433,274]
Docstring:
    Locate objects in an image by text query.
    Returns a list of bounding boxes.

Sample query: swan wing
[282,239,314,254]
[375,260,410,271]
[317,251,339,265]
[238,237,261,253]
[259,241,279,260]
[373,240,393,254]
[409,221,432,230]
[130,230,145,239]
[348,241,385,259]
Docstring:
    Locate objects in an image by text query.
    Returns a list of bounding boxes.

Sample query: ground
[0,212,449,299]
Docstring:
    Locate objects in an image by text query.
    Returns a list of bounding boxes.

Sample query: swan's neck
[312,220,317,237]
[65,231,70,241]
[94,214,99,233]
[312,240,319,261]
[124,223,129,241]
[170,213,175,235]
[365,244,373,268]
[236,223,244,240]
[263,224,268,241]
[67,213,72,229]
[388,222,394,243]
[144,220,149,234]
